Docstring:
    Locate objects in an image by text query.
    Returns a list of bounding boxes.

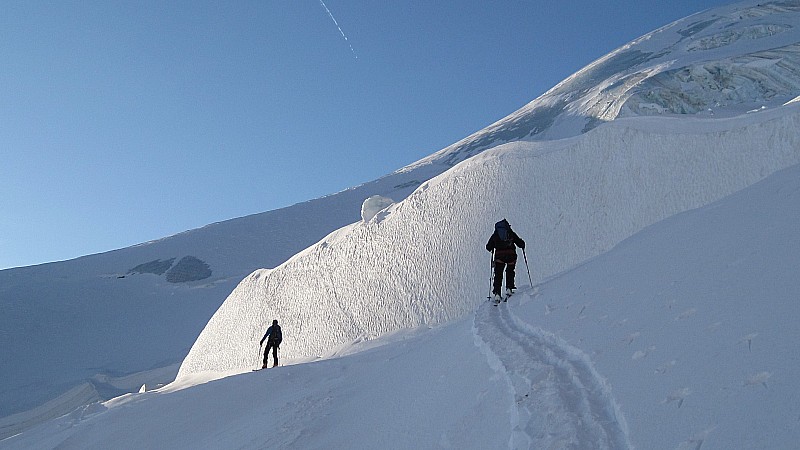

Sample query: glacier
[4,0,800,438]
[178,103,800,376]
[6,156,800,449]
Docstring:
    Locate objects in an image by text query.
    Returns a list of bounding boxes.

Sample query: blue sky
[0,0,734,270]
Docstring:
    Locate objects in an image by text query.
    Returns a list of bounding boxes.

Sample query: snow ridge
[474,294,631,450]
[6,1,800,429]
[178,104,800,378]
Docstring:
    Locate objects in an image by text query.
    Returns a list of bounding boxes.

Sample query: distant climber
[486,219,526,302]
[259,320,283,368]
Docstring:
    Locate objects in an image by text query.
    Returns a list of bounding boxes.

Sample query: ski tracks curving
[474,297,632,450]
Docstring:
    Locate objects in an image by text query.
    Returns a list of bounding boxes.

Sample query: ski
[490,289,514,306]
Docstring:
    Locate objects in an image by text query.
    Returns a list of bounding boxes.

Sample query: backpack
[270,325,282,343]
[495,220,514,249]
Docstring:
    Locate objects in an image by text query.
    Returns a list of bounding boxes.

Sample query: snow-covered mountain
[416,0,800,167]
[6,101,800,450]
[0,165,433,427]
[178,103,800,377]
[2,0,800,443]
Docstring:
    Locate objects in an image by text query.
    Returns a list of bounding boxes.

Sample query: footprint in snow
[663,387,691,408]
[622,331,640,345]
[738,332,758,352]
[744,371,771,389]
[675,308,697,321]
[655,359,678,374]
[632,345,656,360]
[675,427,715,450]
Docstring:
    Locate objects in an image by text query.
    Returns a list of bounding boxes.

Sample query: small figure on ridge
[259,319,282,368]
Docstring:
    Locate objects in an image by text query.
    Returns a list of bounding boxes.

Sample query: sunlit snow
[179,106,800,377]
[2,1,800,448]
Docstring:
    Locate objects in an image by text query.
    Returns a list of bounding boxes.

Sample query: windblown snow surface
[3,0,800,446]
[179,104,800,377]
[4,108,800,449]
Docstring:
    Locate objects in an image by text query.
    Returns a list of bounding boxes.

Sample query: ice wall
[178,105,800,377]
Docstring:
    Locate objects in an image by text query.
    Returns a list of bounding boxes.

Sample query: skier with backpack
[486,219,526,302]
[259,319,283,369]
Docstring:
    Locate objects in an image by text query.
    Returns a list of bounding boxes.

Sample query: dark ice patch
[128,258,176,276]
[165,256,212,283]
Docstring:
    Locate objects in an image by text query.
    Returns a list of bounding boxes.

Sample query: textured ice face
[178,1,800,377]
[409,1,800,169]
[177,105,800,377]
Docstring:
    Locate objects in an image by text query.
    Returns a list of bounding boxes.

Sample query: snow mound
[177,104,800,377]
[360,195,394,222]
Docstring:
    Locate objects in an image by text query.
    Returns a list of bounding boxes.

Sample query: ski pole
[257,343,263,370]
[522,247,533,287]
[488,249,495,298]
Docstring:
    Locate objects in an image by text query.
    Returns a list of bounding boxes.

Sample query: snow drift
[4,1,800,445]
[5,0,800,434]
[178,104,800,377]
[6,154,800,450]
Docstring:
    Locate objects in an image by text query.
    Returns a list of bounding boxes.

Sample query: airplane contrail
[318,0,358,59]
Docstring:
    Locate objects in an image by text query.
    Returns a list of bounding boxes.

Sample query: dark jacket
[486,230,525,253]
[260,324,282,346]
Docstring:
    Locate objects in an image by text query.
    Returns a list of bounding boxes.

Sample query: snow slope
[3,0,800,436]
[0,164,431,423]
[415,0,800,166]
[511,162,800,449]
[4,160,799,449]
[179,102,800,376]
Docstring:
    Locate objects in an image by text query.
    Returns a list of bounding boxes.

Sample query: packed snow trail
[474,290,632,449]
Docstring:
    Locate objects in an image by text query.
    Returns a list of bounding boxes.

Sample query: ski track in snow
[474,291,632,450]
